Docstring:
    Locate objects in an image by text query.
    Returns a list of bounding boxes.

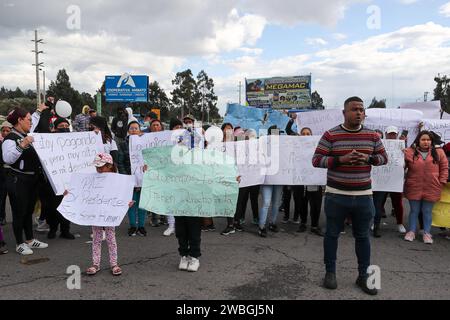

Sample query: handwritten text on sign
[57,173,135,227]
[32,132,104,195]
[140,146,239,217]
[371,140,405,192]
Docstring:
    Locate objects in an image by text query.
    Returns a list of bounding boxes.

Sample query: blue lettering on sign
[105,73,149,102]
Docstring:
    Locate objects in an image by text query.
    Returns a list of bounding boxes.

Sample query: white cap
[386,126,398,134]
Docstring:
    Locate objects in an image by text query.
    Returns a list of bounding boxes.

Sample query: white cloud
[332,33,348,41]
[213,22,450,113]
[398,0,419,4]
[440,2,450,17]
[306,38,329,46]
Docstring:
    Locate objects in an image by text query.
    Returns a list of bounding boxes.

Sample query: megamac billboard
[245,75,311,109]
[105,73,149,102]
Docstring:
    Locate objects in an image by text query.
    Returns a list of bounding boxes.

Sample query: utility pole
[42,70,46,102]
[31,30,44,107]
[238,81,242,105]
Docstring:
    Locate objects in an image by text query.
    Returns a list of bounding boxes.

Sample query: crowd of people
[0,96,449,296]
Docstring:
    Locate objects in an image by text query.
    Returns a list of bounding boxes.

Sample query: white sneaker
[26,239,48,249]
[187,257,200,272]
[397,224,407,234]
[370,224,374,231]
[179,256,189,271]
[36,221,50,232]
[16,243,33,255]
[163,226,175,237]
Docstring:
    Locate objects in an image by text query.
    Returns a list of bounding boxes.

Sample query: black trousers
[6,172,38,245]
[306,189,323,228]
[39,179,71,234]
[283,186,308,222]
[227,185,260,226]
[0,173,8,221]
[175,217,202,258]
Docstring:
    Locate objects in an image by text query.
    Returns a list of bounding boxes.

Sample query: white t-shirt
[103,140,118,154]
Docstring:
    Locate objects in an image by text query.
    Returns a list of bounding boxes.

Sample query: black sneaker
[258,227,267,238]
[207,224,216,232]
[234,223,244,232]
[221,226,235,236]
[297,223,307,233]
[373,224,381,238]
[356,275,378,295]
[323,272,337,290]
[137,227,147,236]
[60,232,76,240]
[47,230,57,239]
[128,227,137,237]
[281,216,289,224]
[310,227,324,237]
[268,223,279,233]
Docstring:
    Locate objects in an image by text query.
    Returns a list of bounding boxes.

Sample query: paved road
[1,198,450,300]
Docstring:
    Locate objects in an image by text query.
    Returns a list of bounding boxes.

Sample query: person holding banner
[258,125,284,238]
[84,153,130,276]
[118,121,148,237]
[312,97,388,295]
[45,118,75,240]
[403,131,448,244]
[2,107,48,255]
[89,116,118,164]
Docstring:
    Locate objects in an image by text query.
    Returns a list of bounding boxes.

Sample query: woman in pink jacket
[404,131,449,244]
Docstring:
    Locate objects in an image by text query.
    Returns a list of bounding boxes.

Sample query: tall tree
[147,81,171,120]
[434,74,450,115]
[311,91,324,110]
[47,69,82,117]
[196,70,220,122]
[171,69,199,119]
[368,97,387,109]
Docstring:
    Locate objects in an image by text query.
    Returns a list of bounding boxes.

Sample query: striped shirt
[312,125,388,192]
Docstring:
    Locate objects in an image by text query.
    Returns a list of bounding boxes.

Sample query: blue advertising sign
[105,74,149,102]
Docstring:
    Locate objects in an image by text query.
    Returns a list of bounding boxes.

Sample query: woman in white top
[89,116,118,164]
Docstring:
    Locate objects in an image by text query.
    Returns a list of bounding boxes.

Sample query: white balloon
[204,125,223,144]
[55,100,72,118]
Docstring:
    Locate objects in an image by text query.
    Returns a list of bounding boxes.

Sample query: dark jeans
[374,192,404,225]
[175,217,202,258]
[373,192,388,225]
[6,172,39,245]
[283,186,307,222]
[306,189,323,228]
[324,193,375,276]
[0,173,7,221]
[39,180,71,234]
[228,185,260,226]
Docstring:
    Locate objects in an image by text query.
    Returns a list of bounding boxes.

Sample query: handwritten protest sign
[365,109,422,145]
[372,140,405,192]
[295,109,343,136]
[262,136,327,185]
[422,119,450,143]
[400,101,442,120]
[57,173,135,227]
[130,129,205,187]
[432,183,450,228]
[32,132,103,195]
[207,140,266,188]
[140,146,239,217]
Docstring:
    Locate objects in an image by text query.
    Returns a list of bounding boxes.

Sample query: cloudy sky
[1,0,450,114]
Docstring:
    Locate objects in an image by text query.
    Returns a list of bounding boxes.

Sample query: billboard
[246,75,312,109]
[105,73,149,102]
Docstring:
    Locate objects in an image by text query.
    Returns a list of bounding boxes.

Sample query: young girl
[81,153,133,276]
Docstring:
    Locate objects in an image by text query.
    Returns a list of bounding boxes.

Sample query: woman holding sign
[404,131,448,244]
[89,116,118,164]
[118,121,148,237]
[2,107,48,255]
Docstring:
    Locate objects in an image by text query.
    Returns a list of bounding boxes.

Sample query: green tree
[311,91,324,110]
[171,69,199,119]
[197,70,220,122]
[47,69,83,117]
[433,74,450,116]
[147,81,171,121]
[368,97,387,109]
